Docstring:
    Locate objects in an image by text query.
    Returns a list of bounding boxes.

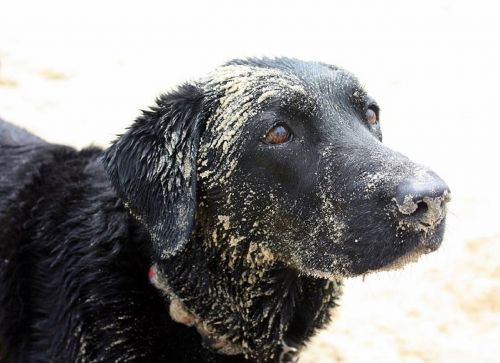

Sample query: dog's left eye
[262,124,292,145]
[366,108,378,125]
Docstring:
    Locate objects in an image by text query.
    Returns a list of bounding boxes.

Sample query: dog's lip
[279,218,446,279]
[371,238,439,274]
[376,215,446,269]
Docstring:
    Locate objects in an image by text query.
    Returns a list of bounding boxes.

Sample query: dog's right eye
[262,124,292,145]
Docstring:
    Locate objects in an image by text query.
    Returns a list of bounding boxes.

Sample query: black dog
[0,58,450,362]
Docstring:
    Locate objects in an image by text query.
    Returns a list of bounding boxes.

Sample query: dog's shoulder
[0,132,72,219]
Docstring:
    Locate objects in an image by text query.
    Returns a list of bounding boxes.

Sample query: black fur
[0,120,243,363]
[0,58,449,362]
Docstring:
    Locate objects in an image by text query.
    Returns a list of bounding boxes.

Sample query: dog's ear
[103,84,206,258]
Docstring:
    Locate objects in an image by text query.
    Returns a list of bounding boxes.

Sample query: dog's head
[104,57,450,278]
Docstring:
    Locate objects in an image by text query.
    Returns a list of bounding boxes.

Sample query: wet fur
[0,58,447,362]
[0,119,247,363]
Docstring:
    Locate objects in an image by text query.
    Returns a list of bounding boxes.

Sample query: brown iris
[262,124,292,145]
[366,108,377,125]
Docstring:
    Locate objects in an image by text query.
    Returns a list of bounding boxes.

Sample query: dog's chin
[368,242,435,274]
[295,247,433,281]
[292,226,445,280]
[354,227,446,276]
[294,266,345,281]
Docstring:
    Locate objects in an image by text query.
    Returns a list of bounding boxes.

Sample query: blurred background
[1,0,499,362]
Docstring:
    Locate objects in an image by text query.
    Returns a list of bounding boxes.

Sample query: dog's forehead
[199,63,362,154]
[203,64,307,108]
[203,62,362,105]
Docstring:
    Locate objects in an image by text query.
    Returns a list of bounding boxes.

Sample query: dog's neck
[152,217,343,362]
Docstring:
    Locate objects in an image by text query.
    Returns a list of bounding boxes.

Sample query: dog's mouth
[290,216,447,280]
[350,218,447,276]
[367,237,438,274]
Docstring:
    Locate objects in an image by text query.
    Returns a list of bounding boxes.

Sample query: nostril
[413,201,429,220]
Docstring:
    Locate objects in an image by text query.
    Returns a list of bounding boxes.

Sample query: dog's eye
[366,108,378,125]
[262,124,292,145]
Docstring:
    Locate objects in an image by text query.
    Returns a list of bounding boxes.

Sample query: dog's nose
[394,174,450,232]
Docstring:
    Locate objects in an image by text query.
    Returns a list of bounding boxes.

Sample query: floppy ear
[103,84,206,258]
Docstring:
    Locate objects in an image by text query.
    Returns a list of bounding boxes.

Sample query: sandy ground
[1,1,499,362]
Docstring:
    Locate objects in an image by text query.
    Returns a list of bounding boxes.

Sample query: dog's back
[0,119,45,146]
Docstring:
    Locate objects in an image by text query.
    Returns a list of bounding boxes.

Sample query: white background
[1,1,499,362]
